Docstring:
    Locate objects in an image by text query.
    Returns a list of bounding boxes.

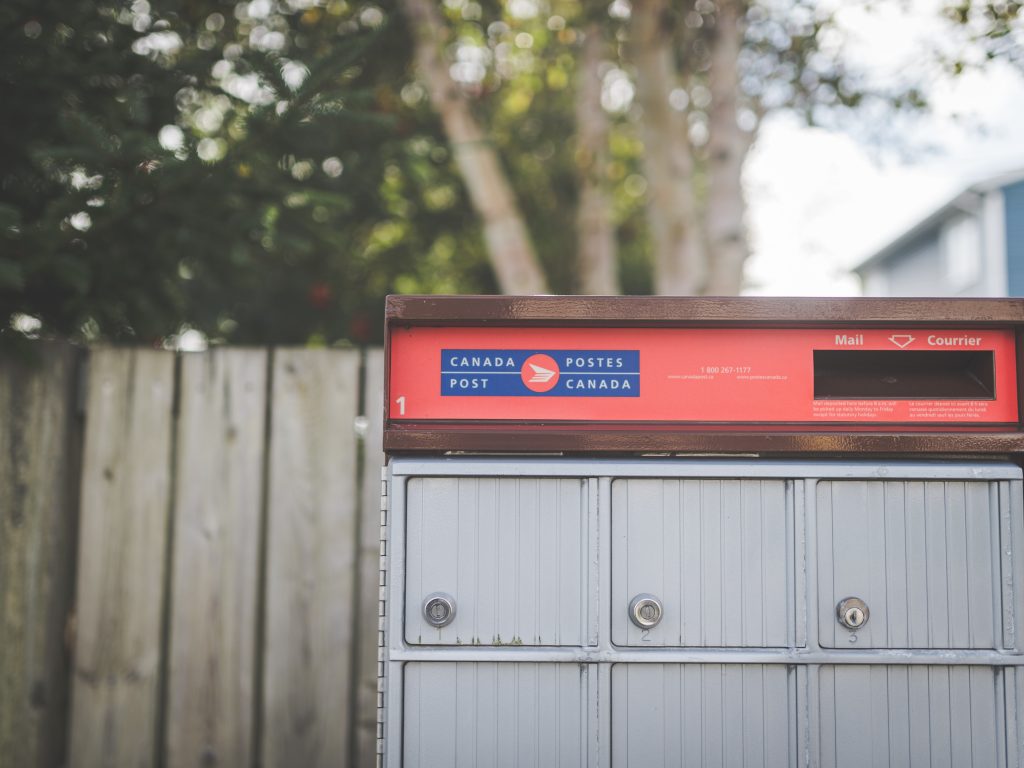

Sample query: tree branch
[401,0,548,294]
[574,21,619,295]
[629,0,707,295]
[704,0,751,295]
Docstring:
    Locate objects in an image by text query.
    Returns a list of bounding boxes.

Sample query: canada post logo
[441,349,640,397]
[521,353,560,392]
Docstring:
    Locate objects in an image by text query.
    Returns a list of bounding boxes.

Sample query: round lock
[629,594,664,629]
[423,593,456,628]
[836,597,869,630]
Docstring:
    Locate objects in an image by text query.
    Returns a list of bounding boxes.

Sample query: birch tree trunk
[630,0,707,295]
[574,22,619,295]
[401,0,549,294]
[704,0,752,295]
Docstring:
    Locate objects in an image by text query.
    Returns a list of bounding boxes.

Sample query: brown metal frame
[384,295,1024,456]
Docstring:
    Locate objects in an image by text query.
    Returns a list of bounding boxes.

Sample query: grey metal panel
[1011,666,1024,765]
[597,663,612,768]
[816,665,1004,767]
[610,664,795,767]
[389,457,1023,481]
[817,480,1001,649]
[386,459,1024,768]
[1001,480,1024,652]
[796,479,811,651]
[402,662,591,768]
[404,477,591,645]
[612,479,791,647]
[389,646,1024,665]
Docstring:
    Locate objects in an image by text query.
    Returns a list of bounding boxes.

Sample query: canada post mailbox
[378,296,1024,767]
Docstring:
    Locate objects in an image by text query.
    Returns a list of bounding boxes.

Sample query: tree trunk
[574,22,619,295]
[704,0,751,295]
[629,0,707,296]
[401,0,549,294]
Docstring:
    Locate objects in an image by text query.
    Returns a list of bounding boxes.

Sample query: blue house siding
[1005,180,1024,296]
[857,171,1024,297]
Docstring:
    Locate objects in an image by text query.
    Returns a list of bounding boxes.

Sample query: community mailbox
[378,296,1024,767]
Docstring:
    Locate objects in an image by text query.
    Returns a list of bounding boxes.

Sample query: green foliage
[944,1,1023,70]
[1,0,493,345]
[428,0,652,293]
[0,0,986,344]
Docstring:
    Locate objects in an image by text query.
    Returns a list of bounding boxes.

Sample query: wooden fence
[1,343,386,768]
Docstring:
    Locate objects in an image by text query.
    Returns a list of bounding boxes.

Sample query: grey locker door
[403,662,593,768]
[611,478,792,647]
[404,476,594,645]
[610,664,796,767]
[815,665,1005,767]
[816,480,1003,649]
[1012,668,1024,759]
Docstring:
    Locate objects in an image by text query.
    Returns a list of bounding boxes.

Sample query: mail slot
[813,349,996,399]
[378,297,1024,767]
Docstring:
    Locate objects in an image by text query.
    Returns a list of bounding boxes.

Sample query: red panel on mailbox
[388,326,1019,426]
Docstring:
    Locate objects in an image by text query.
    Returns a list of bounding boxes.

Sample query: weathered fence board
[262,349,362,768]
[166,350,268,768]
[356,349,386,766]
[1,344,387,768]
[0,345,81,768]
[69,349,176,768]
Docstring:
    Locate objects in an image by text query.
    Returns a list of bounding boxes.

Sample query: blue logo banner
[441,349,640,397]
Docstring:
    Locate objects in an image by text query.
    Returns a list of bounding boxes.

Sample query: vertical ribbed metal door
[610,476,800,767]
[814,665,1004,767]
[805,475,1023,768]
[610,664,797,766]
[404,476,594,646]
[403,662,593,768]
[384,459,1024,768]
[610,478,793,648]
[815,479,1004,650]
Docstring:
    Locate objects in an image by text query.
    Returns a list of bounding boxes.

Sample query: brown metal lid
[384,296,1024,456]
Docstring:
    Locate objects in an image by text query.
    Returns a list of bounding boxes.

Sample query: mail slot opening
[813,350,995,400]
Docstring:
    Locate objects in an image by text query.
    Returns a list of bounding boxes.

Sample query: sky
[743,1,1024,296]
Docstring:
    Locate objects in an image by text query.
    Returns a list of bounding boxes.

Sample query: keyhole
[423,594,456,627]
[836,597,869,631]
[629,595,664,629]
